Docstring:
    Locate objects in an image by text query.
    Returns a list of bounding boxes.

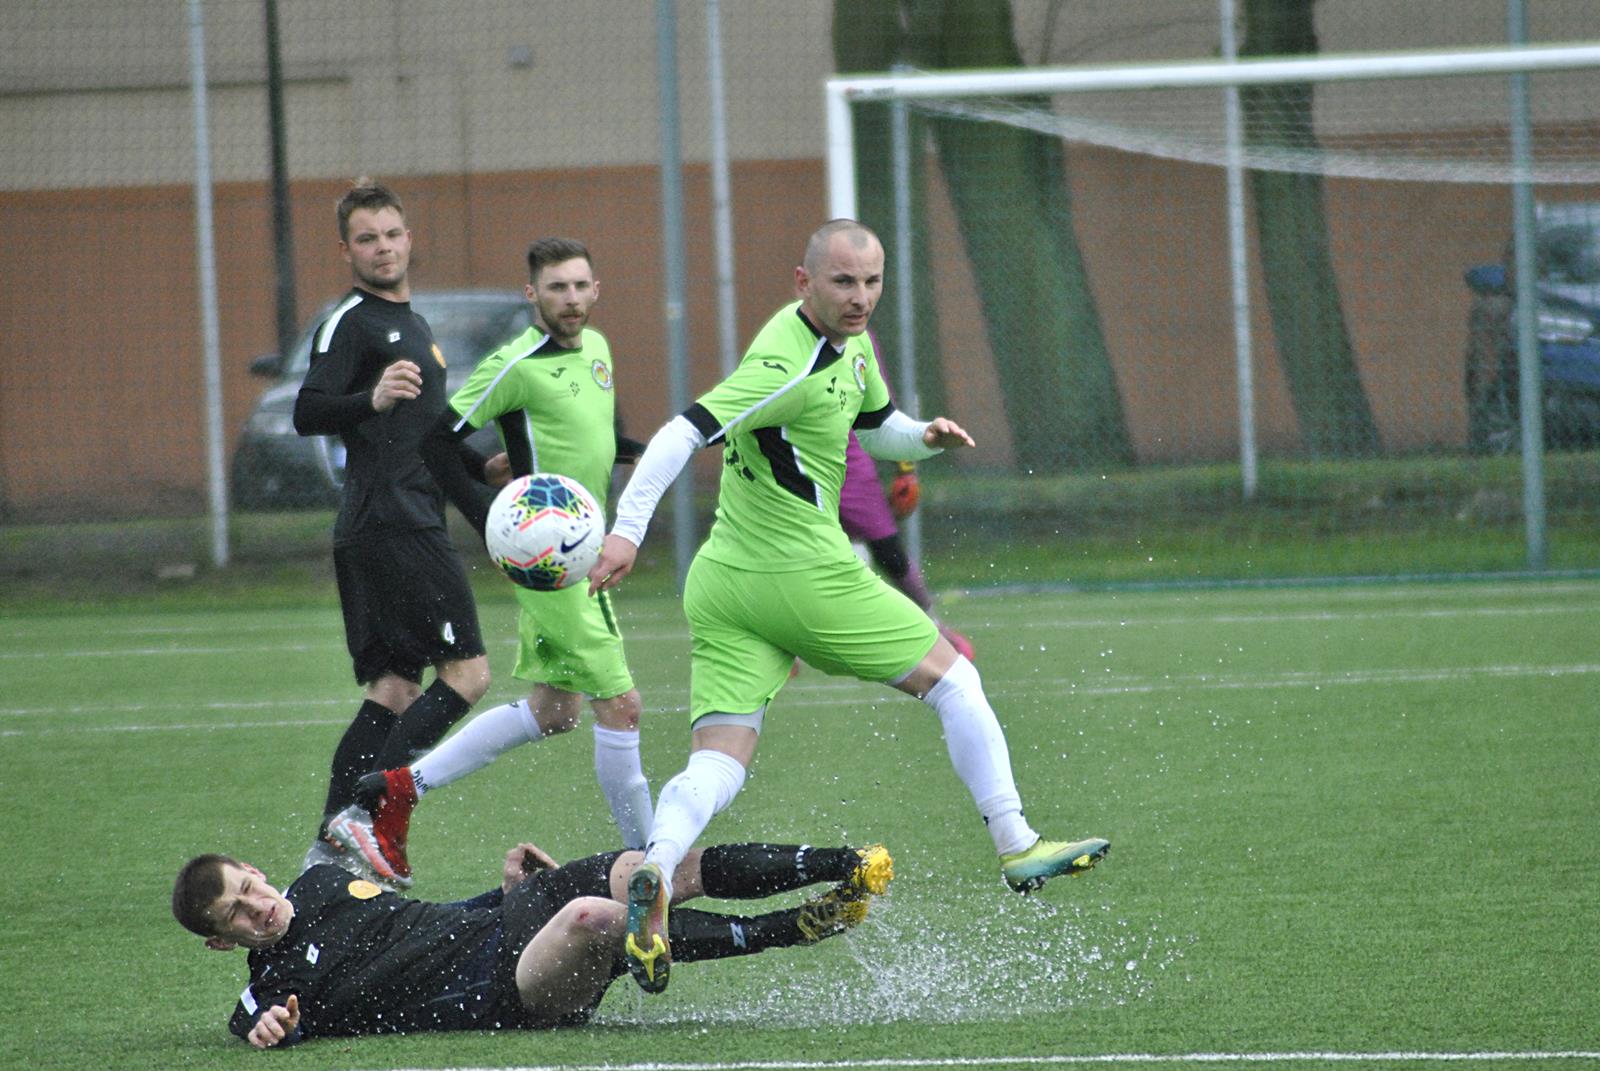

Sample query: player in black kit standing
[291,180,493,888]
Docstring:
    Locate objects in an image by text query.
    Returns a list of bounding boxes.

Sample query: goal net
[827,44,1600,586]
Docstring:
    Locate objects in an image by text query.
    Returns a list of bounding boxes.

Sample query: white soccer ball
[484,473,605,591]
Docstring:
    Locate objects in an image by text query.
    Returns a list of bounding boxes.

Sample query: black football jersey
[294,288,453,545]
[228,865,512,1039]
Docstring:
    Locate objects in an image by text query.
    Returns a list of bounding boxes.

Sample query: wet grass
[3,578,1597,1069]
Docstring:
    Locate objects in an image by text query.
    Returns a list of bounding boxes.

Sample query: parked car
[1463,203,1600,454]
[231,290,532,509]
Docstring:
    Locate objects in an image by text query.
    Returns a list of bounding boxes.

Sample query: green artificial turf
[3,578,1596,1070]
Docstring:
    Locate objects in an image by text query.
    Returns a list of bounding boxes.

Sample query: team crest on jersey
[592,359,613,390]
[347,879,383,900]
[432,343,446,368]
[852,353,868,392]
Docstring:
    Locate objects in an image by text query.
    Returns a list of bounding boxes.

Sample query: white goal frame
[824,41,1600,569]
[825,42,1600,218]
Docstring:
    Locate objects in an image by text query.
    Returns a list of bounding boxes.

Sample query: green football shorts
[682,552,939,719]
[511,582,635,699]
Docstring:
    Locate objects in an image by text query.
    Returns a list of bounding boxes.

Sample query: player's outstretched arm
[587,415,705,597]
[246,994,300,1049]
[858,409,967,461]
[418,411,496,536]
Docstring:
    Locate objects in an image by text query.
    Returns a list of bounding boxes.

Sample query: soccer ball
[485,473,605,591]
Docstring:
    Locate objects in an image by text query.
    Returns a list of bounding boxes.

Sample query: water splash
[600,877,1190,1028]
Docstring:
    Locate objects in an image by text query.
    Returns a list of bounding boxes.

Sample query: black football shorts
[333,527,486,684]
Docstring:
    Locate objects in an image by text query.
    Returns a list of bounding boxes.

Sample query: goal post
[823,41,1600,584]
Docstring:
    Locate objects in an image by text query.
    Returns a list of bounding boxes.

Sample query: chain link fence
[3,0,1598,594]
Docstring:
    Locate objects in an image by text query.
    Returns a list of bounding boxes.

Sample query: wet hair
[336,178,405,242]
[527,236,593,283]
[172,853,239,937]
[802,219,879,274]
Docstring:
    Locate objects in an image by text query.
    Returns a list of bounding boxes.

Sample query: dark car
[231,290,532,509]
[1464,203,1600,454]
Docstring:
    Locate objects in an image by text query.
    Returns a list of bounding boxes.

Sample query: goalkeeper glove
[888,461,920,518]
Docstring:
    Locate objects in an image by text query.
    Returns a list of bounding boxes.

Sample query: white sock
[593,724,654,850]
[922,656,1037,855]
[410,699,542,796]
[642,748,747,898]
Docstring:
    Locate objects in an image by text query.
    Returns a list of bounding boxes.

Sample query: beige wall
[3,1,1600,517]
[0,160,827,516]
[5,151,1569,516]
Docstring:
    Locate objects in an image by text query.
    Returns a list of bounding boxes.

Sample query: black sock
[320,701,397,828]
[665,906,812,961]
[373,679,472,770]
[698,844,859,899]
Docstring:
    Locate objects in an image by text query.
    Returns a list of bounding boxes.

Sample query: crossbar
[826,41,1600,217]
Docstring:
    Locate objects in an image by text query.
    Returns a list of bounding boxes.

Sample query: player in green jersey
[340,239,655,885]
[588,220,1110,994]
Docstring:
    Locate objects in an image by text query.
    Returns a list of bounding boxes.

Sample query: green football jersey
[448,326,617,504]
[693,302,891,571]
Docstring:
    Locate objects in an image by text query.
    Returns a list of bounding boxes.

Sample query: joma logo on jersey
[724,448,755,482]
[825,375,848,411]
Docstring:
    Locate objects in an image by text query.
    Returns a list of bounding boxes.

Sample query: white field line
[372,1048,1600,1071]
[1010,662,1600,697]
[0,642,334,660]
[2,660,1597,738]
[0,592,1593,659]
[0,717,352,737]
[0,609,689,641]
[2,598,1597,660]
[0,636,660,660]
[784,661,1600,701]
[1034,604,1600,630]
[0,696,353,718]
